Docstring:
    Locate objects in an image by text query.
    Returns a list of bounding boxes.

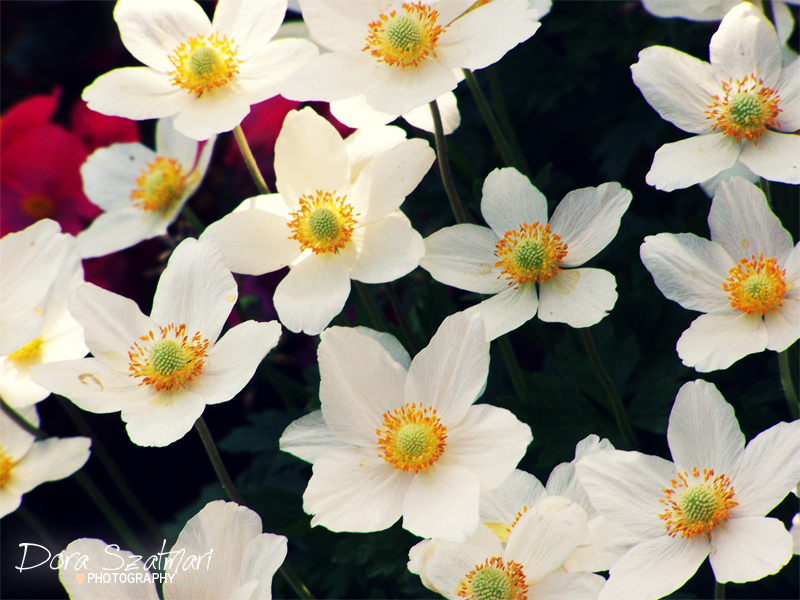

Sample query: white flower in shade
[33,239,282,447]
[408,496,606,600]
[1,406,91,518]
[77,118,215,259]
[59,500,288,599]
[480,435,642,572]
[279,313,533,541]
[640,176,799,372]
[280,0,540,116]
[0,220,88,408]
[632,2,800,191]
[82,0,318,140]
[576,380,800,600]
[201,107,433,335]
[420,167,631,341]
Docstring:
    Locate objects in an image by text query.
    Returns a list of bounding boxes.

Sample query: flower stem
[759,177,772,208]
[384,283,419,354]
[233,124,271,195]
[485,66,530,177]
[180,204,205,235]
[715,581,726,600]
[194,417,315,599]
[495,336,530,404]
[778,349,799,420]
[579,328,639,451]
[0,397,46,438]
[355,280,387,332]
[430,99,468,224]
[462,69,519,172]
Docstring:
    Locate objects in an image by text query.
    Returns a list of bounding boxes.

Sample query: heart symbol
[75,573,85,585]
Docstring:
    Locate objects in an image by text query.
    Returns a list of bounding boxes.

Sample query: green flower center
[728,93,765,128]
[308,208,341,243]
[150,340,188,376]
[456,558,527,600]
[189,46,224,79]
[395,424,433,459]
[677,485,717,524]
[512,239,547,273]
[386,16,423,52]
[469,567,512,600]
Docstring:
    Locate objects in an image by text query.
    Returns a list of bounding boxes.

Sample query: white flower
[77,118,216,259]
[280,0,540,116]
[201,107,433,335]
[632,2,800,191]
[33,239,282,447]
[1,406,91,518]
[82,0,318,140]
[279,313,533,541]
[480,435,642,572]
[0,220,88,408]
[408,495,606,600]
[640,176,799,372]
[576,380,800,600]
[420,167,631,341]
[59,500,288,599]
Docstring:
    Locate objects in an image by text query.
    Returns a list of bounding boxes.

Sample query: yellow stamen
[494,222,568,287]
[130,156,188,214]
[168,33,241,96]
[364,2,446,69]
[287,191,358,254]
[706,74,781,144]
[722,253,787,316]
[376,402,447,473]
[7,337,44,366]
[0,449,15,487]
[658,467,737,540]
[128,324,209,392]
[456,557,528,600]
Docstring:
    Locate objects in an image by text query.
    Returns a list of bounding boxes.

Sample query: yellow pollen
[706,74,781,144]
[484,505,528,542]
[287,191,358,254]
[22,194,56,221]
[456,557,528,600]
[130,156,188,213]
[128,324,209,392]
[376,402,447,473]
[168,32,241,96]
[0,448,15,487]
[7,337,44,366]
[363,2,446,69]
[494,222,568,287]
[722,253,787,316]
[658,467,737,540]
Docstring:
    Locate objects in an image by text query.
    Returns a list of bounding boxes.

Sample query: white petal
[364,61,458,116]
[564,515,642,573]
[6,436,91,496]
[639,233,733,313]
[420,224,507,294]
[80,143,155,212]
[776,57,800,131]
[739,130,800,184]
[343,124,407,181]
[646,133,740,191]
[538,268,617,328]
[480,469,547,524]
[240,532,288,600]
[273,253,351,335]
[121,388,207,447]
[676,312,768,372]
[156,115,199,168]
[236,38,319,104]
[404,312,489,424]
[281,52,391,103]
[172,88,251,140]
[445,404,531,492]
[279,410,350,464]
[764,291,800,351]
[463,284,539,341]
[709,516,793,583]
[532,572,605,600]
[0,405,37,460]
[304,447,408,532]
[480,168,548,238]
[351,326,411,369]
[191,320,281,404]
[82,67,194,121]
[550,182,632,267]
[631,46,719,134]
[212,0,285,58]
[700,158,759,198]
[330,95,396,130]
[77,209,166,259]
[342,213,424,283]
[150,238,237,344]
[403,91,460,135]
[298,0,378,53]
[546,435,615,517]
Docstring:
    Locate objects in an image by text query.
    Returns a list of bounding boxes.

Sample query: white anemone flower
[576,380,800,600]
[280,0,540,116]
[279,313,533,541]
[480,435,642,572]
[632,2,800,191]
[408,496,606,600]
[201,107,433,336]
[82,0,318,140]
[59,500,288,599]
[420,167,631,341]
[77,118,215,259]
[0,220,88,408]
[1,406,91,518]
[640,176,799,372]
[33,239,282,447]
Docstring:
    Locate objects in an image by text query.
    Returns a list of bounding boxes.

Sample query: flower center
[376,402,447,473]
[287,191,358,254]
[128,324,209,392]
[7,337,44,367]
[130,156,188,214]
[722,253,787,316]
[494,222,568,287]
[21,194,55,221]
[363,2,446,68]
[658,467,737,539]
[0,448,15,487]
[456,557,528,600]
[168,33,241,96]
[706,75,781,144]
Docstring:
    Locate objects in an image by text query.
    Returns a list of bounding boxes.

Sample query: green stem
[715,581,725,600]
[759,177,772,208]
[778,349,799,420]
[0,397,46,438]
[383,283,419,355]
[180,204,205,235]
[579,328,639,451]
[429,100,468,224]
[486,66,530,177]
[355,281,387,332]
[462,69,519,171]
[496,336,529,403]
[194,417,315,599]
[233,124,271,195]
